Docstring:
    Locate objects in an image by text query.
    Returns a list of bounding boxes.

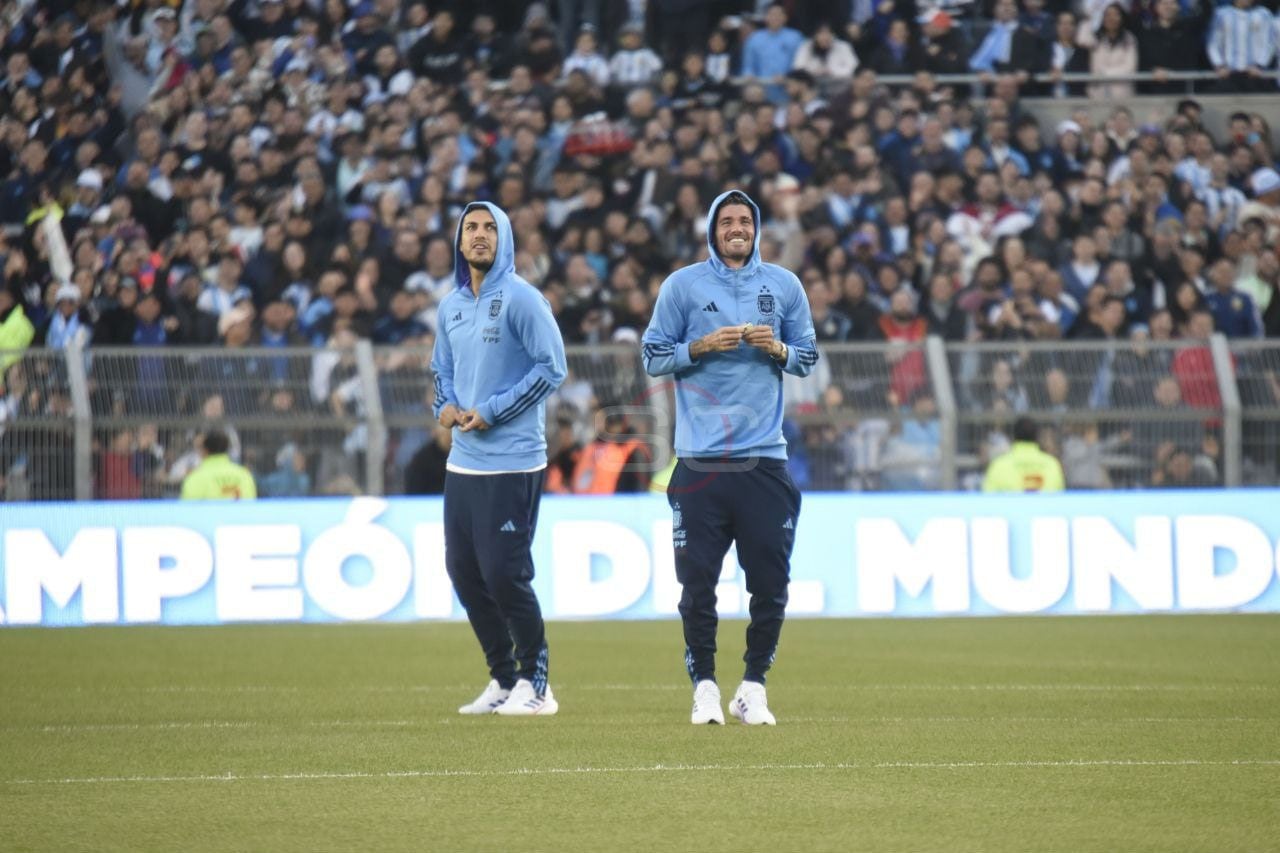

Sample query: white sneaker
[458,679,511,715]
[691,679,724,725]
[729,681,776,725]
[494,678,558,716]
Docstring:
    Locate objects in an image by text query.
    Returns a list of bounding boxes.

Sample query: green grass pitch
[1,615,1278,852]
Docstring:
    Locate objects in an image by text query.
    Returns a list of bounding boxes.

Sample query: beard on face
[461,242,496,271]
[717,231,753,262]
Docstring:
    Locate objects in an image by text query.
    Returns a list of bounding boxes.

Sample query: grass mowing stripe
[8,758,1280,786]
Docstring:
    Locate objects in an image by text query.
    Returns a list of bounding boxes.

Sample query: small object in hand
[741,323,752,336]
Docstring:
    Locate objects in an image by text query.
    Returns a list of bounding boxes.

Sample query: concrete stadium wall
[3,492,1280,626]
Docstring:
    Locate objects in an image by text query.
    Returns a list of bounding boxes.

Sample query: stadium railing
[1,334,1276,500]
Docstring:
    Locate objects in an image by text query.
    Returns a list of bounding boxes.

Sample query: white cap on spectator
[611,327,640,344]
[1055,120,1082,138]
[285,56,311,74]
[774,173,801,193]
[55,282,81,303]
[1250,167,1280,197]
[76,169,103,191]
[90,205,112,224]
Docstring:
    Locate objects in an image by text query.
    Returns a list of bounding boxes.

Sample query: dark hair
[716,190,753,214]
[1013,417,1038,443]
[203,429,230,455]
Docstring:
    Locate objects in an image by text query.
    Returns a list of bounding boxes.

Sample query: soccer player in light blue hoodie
[642,189,818,726]
[431,201,567,716]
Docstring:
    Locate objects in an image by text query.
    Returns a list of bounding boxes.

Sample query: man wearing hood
[642,190,818,726]
[431,202,568,717]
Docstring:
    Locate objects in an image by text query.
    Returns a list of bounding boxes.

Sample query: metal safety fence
[1,335,1276,500]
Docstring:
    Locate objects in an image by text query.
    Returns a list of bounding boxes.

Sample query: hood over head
[454,201,516,293]
[705,189,763,278]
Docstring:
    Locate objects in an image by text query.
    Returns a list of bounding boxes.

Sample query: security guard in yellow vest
[181,429,258,500]
[982,417,1065,493]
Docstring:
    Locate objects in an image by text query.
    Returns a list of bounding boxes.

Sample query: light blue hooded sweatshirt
[641,190,818,460]
[430,202,568,472]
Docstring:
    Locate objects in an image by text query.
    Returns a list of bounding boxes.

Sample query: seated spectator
[562,25,610,88]
[373,290,431,344]
[1152,446,1216,488]
[38,283,92,350]
[918,9,968,75]
[198,254,254,320]
[870,18,923,76]
[970,0,1020,75]
[1204,258,1262,338]
[792,22,858,80]
[608,23,662,88]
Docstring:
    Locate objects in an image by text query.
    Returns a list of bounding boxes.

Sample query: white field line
[5,759,1280,787]
[7,683,1277,694]
[2,715,1270,735]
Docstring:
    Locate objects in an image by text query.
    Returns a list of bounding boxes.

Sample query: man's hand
[439,403,463,429]
[690,325,746,359]
[458,409,490,432]
[743,324,785,361]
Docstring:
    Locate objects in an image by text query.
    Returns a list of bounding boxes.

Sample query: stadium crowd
[0,0,1279,499]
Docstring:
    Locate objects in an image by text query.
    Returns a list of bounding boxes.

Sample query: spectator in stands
[562,25,610,88]
[1240,167,1280,243]
[1059,235,1102,303]
[608,23,662,89]
[197,254,254,320]
[38,283,92,350]
[1205,257,1262,338]
[1078,4,1139,100]
[1206,0,1277,92]
[870,18,923,76]
[1007,4,1050,82]
[1172,309,1223,408]
[1045,12,1091,97]
[1152,446,1216,487]
[1139,0,1200,94]
[970,0,1020,76]
[792,22,858,80]
[742,3,804,102]
[97,428,142,500]
[408,8,467,85]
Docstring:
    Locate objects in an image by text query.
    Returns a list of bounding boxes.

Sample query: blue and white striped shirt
[1207,4,1276,71]
[1201,183,1247,234]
